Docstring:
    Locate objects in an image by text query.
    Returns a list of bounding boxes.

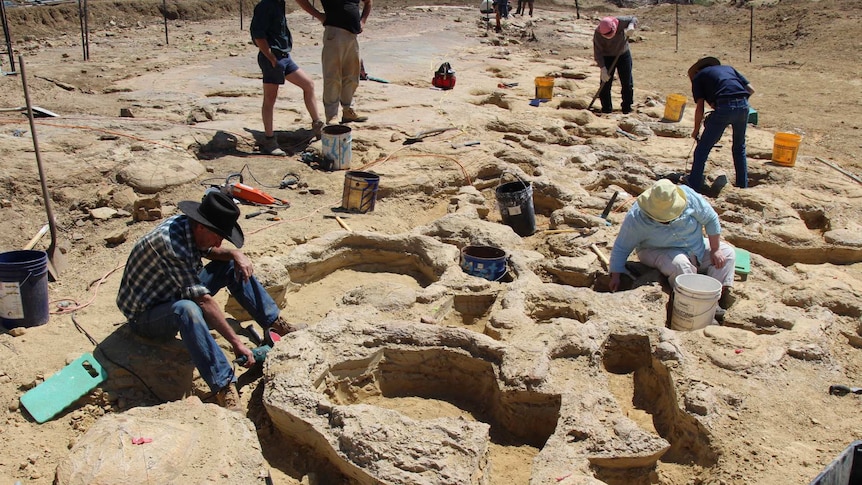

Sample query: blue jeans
[599,51,633,113]
[690,98,749,191]
[128,260,280,392]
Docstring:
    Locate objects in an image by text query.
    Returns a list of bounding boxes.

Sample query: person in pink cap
[593,15,638,114]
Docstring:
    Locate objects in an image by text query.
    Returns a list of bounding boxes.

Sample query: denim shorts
[258,52,299,85]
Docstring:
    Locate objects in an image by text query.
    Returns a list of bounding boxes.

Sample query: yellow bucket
[534,76,554,99]
[662,93,687,122]
[772,132,802,167]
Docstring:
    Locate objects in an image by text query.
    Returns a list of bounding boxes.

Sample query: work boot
[719,286,736,310]
[341,107,368,123]
[216,382,242,412]
[260,136,286,156]
[714,286,735,323]
[312,120,325,139]
[269,316,308,338]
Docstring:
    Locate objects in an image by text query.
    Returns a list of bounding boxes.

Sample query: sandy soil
[1,0,861,483]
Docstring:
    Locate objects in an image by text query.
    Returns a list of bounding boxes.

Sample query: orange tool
[223,173,289,207]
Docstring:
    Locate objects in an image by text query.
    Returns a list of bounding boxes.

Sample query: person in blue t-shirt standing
[688,56,755,193]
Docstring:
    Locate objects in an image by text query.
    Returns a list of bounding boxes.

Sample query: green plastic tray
[734,247,751,277]
[20,352,108,423]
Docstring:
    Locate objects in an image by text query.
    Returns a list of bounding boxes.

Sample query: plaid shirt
[117,215,209,320]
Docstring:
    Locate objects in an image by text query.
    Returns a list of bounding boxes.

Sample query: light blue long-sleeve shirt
[609,185,721,274]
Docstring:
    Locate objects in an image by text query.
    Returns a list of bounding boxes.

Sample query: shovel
[19,55,66,280]
[403,126,457,145]
[588,53,621,111]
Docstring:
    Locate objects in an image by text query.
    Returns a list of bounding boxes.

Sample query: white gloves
[600,67,610,83]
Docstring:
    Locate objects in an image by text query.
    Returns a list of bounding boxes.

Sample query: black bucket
[0,250,50,329]
[495,173,536,237]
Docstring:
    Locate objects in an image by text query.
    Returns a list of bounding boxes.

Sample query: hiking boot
[341,107,368,123]
[312,120,325,139]
[261,136,286,156]
[269,316,308,338]
[216,382,242,412]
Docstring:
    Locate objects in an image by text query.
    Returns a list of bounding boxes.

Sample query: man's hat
[688,56,721,80]
[637,179,688,223]
[178,190,245,248]
[598,17,619,37]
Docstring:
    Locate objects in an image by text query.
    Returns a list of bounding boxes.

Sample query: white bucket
[671,274,722,331]
[321,125,352,170]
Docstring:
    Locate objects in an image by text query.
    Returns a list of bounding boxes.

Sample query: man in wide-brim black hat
[116,190,305,411]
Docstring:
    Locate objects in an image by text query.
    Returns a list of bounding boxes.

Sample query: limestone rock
[89,207,118,220]
[117,153,206,194]
[55,398,266,485]
[132,196,162,222]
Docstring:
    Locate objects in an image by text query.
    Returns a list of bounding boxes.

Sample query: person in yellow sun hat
[607,179,736,320]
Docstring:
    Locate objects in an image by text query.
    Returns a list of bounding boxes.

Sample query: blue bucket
[0,250,50,329]
[460,245,507,281]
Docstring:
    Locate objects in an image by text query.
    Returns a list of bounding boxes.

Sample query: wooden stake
[590,244,610,270]
[335,216,352,232]
[23,224,49,250]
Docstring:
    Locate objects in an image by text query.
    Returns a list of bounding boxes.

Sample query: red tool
[223,173,289,207]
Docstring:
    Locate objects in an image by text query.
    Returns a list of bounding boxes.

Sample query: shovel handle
[588,54,622,110]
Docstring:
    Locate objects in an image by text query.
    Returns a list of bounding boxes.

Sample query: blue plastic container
[460,245,507,281]
[0,250,50,329]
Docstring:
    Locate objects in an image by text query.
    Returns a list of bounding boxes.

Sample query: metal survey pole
[749,5,754,62]
[574,0,579,20]
[84,0,89,59]
[240,0,243,30]
[163,0,169,45]
[77,0,90,60]
[675,3,679,53]
[0,0,15,73]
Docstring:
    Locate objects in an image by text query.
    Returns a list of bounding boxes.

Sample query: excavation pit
[434,292,499,334]
[602,333,719,471]
[263,321,561,484]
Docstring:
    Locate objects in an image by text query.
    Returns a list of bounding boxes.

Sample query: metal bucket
[341,171,380,213]
[321,124,352,170]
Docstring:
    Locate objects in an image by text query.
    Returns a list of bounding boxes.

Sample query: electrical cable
[70,313,166,403]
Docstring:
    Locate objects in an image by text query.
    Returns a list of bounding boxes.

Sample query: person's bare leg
[285,68,321,124]
[262,83,279,137]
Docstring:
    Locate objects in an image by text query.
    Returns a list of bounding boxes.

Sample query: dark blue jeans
[128,260,280,392]
[599,51,633,113]
[690,98,749,192]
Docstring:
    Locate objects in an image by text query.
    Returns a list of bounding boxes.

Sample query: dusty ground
[1,0,861,483]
